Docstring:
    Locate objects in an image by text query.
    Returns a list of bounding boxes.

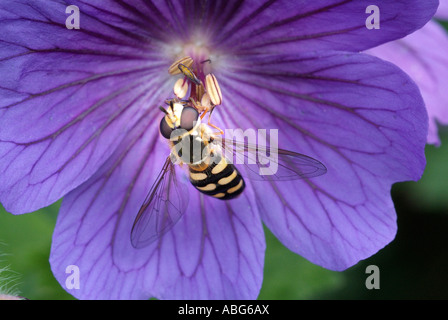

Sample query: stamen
[195,83,205,104]
[159,106,168,114]
[201,92,211,109]
[205,74,222,106]
[168,56,194,75]
[166,57,225,136]
[178,63,201,85]
[173,78,189,99]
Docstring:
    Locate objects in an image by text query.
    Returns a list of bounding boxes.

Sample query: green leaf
[258,226,344,299]
[0,202,74,300]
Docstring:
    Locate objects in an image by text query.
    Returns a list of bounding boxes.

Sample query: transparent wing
[131,156,189,249]
[216,138,327,181]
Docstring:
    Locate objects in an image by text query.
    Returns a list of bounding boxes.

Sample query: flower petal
[50,109,264,300]
[99,1,438,55]
[211,0,438,54]
[152,194,264,300]
[435,0,448,20]
[0,0,171,213]
[215,51,427,270]
[366,20,448,145]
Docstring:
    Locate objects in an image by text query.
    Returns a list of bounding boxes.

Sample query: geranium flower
[436,0,448,19]
[366,3,448,146]
[0,0,438,299]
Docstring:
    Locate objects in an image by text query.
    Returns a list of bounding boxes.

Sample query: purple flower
[436,0,448,19]
[0,0,437,299]
[366,5,448,146]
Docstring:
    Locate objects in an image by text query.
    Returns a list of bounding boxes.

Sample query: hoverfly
[130,60,327,249]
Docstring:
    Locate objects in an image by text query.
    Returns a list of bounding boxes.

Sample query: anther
[173,78,189,99]
[195,83,205,102]
[178,63,201,85]
[201,92,211,109]
[168,56,194,75]
[205,74,222,106]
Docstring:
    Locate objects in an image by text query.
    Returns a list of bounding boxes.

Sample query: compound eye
[180,107,199,131]
[160,117,173,139]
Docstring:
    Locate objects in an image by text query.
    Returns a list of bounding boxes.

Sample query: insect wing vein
[218,139,327,181]
[131,157,188,248]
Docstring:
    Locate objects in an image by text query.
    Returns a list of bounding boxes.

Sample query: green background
[0,128,447,300]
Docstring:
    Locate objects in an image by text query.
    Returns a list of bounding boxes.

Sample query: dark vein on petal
[53,82,152,181]
[0,46,162,63]
[20,1,54,22]
[225,200,259,283]
[2,67,162,158]
[222,79,397,248]
[190,194,208,277]
[221,78,391,201]
[141,0,176,34]
[2,64,160,117]
[203,0,244,39]
[237,17,397,52]
[70,107,159,247]
[238,25,363,52]
[217,0,276,43]
[59,93,162,208]
[116,0,165,32]
[23,77,155,190]
[219,97,318,238]
[110,127,159,253]
[268,181,316,238]
[166,0,186,38]
[1,15,129,50]
[268,166,378,255]
[79,14,150,47]
[79,0,165,44]
[221,72,386,129]
[233,68,398,94]
[65,84,172,266]
[67,0,157,47]
[84,0,168,42]
[249,0,352,37]
[0,145,24,175]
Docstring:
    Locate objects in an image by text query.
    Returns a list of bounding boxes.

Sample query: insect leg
[207,106,224,135]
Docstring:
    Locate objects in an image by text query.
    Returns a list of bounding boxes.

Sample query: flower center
[182,43,212,72]
[165,56,223,134]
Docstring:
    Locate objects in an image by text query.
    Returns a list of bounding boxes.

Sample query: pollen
[168,56,194,75]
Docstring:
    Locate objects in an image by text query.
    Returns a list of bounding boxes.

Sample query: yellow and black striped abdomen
[189,155,245,200]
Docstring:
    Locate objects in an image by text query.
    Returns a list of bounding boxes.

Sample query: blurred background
[0,127,447,300]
